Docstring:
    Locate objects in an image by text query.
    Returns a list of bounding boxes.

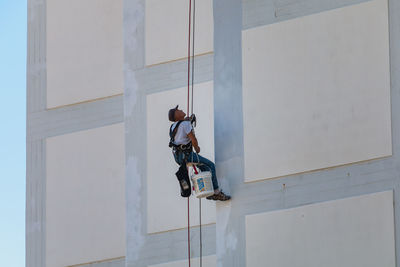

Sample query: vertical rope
[187,0,192,117]
[191,0,196,115]
[191,2,202,265]
[187,198,191,267]
[199,198,202,267]
[187,1,192,267]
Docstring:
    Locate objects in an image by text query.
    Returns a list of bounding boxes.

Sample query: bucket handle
[190,152,212,173]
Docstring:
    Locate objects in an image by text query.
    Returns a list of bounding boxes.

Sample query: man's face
[175,109,186,121]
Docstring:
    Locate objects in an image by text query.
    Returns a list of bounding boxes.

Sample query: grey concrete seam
[139,53,214,95]
[243,0,371,30]
[68,257,125,267]
[387,0,400,264]
[214,0,245,265]
[26,139,46,267]
[27,0,47,113]
[124,0,147,266]
[26,0,47,266]
[140,224,216,266]
[28,95,124,141]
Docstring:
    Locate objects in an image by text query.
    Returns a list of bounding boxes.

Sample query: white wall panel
[242,0,391,182]
[46,123,125,267]
[47,0,123,108]
[145,0,213,66]
[148,255,216,267]
[146,82,215,233]
[246,191,395,267]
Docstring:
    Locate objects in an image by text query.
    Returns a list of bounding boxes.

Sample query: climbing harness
[169,120,193,151]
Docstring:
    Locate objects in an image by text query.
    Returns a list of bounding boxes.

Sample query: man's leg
[187,152,219,190]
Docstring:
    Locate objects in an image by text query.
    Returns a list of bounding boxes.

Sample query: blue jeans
[173,151,219,190]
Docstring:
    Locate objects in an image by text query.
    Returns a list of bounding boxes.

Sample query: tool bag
[175,163,191,197]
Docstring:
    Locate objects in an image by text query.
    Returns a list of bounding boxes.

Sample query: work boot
[206,191,231,201]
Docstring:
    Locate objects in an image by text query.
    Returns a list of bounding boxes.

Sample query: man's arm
[187,131,200,153]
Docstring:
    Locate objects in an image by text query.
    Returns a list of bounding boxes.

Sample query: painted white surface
[246,191,396,267]
[242,0,391,182]
[46,123,126,267]
[47,0,123,108]
[148,255,216,267]
[146,82,215,233]
[145,0,213,66]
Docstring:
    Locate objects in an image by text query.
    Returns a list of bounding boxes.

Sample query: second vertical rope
[186,0,192,267]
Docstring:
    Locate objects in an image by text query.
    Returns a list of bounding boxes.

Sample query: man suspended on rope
[168,105,231,201]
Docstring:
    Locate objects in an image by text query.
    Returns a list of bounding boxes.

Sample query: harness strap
[170,120,184,141]
[169,120,193,151]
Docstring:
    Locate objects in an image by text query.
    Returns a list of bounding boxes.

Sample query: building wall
[27,0,400,266]
[124,0,216,266]
[246,191,395,267]
[27,0,126,266]
[46,123,125,267]
[124,0,400,266]
[46,0,123,108]
[214,0,400,266]
[242,0,391,181]
[145,0,213,66]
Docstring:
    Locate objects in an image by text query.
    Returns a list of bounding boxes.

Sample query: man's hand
[194,146,200,153]
[190,114,196,126]
[184,114,197,126]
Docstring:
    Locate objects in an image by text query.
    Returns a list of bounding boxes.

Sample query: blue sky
[0,0,27,266]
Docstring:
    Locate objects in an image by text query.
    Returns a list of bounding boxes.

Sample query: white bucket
[191,171,214,198]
